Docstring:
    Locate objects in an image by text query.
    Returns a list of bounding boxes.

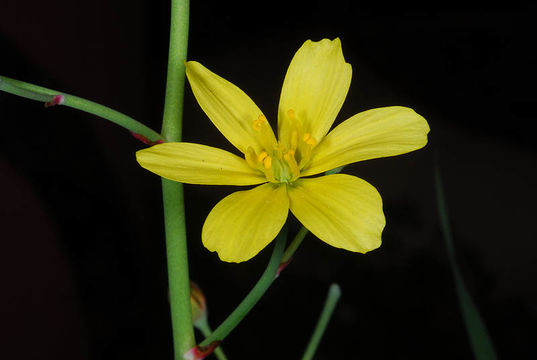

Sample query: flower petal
[136,142,266,185]
[186,61,277,154]
[278,38,352,143]
[302,106,430,176]
[202,183,289,262]
[287,174,384,253]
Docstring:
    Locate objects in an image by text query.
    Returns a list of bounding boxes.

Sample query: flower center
[244,112,317,184]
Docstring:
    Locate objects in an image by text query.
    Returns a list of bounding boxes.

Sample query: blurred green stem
[302,284,342,360]
[160,0,194,359]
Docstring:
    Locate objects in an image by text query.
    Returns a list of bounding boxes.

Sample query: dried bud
[190,281,207,328]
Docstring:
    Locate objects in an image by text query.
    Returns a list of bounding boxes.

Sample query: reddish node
[131,132,165,146]
[184,341,222,360]
[44,95,65,107]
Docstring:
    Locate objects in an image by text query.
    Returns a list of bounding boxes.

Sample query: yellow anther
[257,151,268,162]
[252,114,267,132]
[263,156,272,170]
[287,109,296,119]
[302,133,316,146]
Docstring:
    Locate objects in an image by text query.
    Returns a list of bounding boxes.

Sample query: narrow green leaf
[435,163,497,360]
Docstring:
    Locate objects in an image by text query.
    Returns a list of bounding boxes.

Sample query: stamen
[263,156,272,170]
[263,156,276,182]
[302,132,316,146]
[283,153,291,163]
[252,114,267,132]
[257,151,268,162]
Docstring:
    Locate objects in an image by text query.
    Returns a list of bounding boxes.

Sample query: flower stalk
[281,226,309,264]
[199,226,287,348]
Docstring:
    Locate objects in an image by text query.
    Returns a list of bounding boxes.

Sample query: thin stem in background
[301,284,342,360]
[159,0,194,358]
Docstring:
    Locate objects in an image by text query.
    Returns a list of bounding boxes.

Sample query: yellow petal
[136,142,266,185]
[287,174,384,253]
[302,106,430,176]
[278,38,352,143]
[202,183,289,262]
[186,61,277,154]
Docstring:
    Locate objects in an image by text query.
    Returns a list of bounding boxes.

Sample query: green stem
[161,0,189,141]
[199,226,287,347]
[302,284,342,360]
[281,226,309,263]
[0,75,163,143]
[162,179,195,358]
[160,0,193,359]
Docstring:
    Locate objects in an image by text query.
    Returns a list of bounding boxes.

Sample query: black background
[1,1,536,359]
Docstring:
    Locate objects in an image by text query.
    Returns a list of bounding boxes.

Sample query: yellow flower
[137,38,430,263]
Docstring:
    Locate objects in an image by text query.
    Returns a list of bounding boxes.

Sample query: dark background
[1,1,536,359]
